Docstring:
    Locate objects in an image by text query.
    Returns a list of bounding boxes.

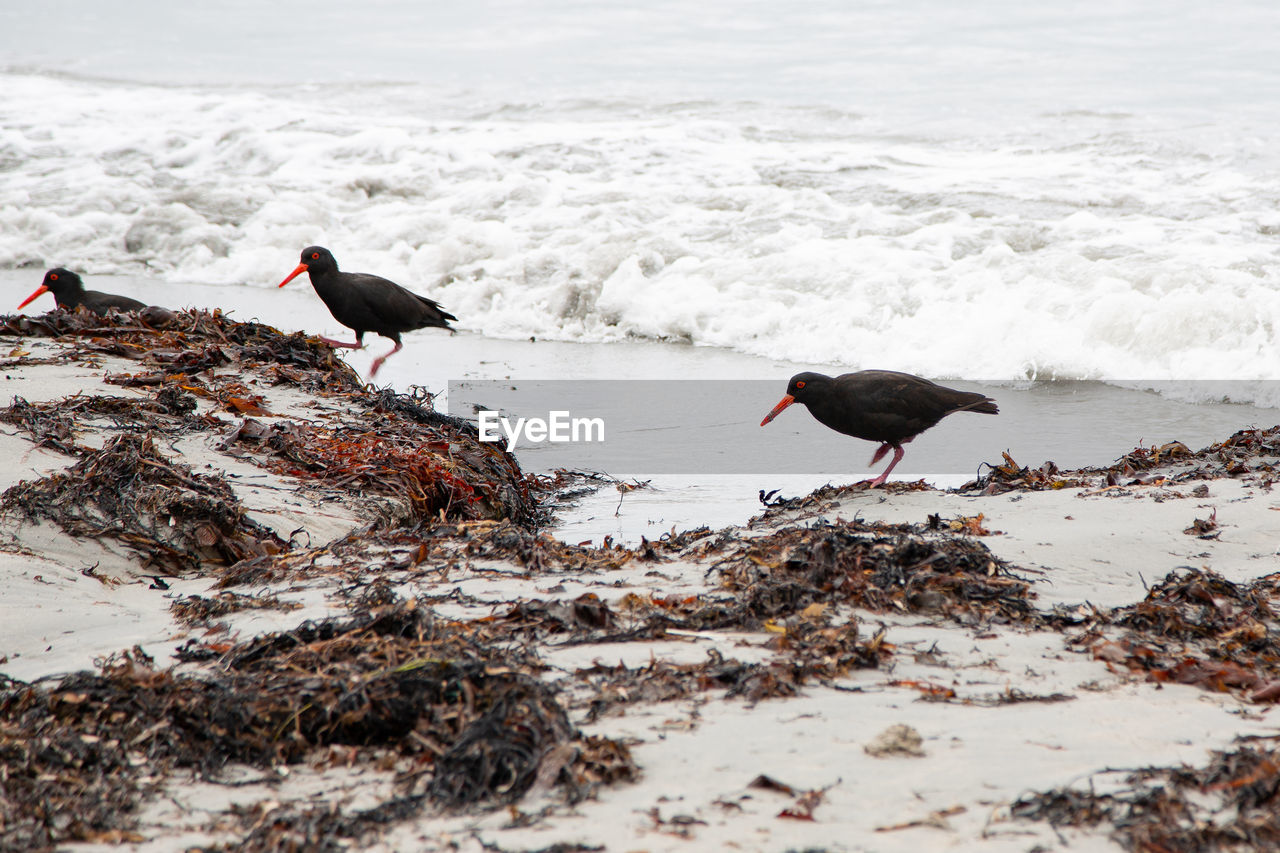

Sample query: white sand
[3,324,1278,852]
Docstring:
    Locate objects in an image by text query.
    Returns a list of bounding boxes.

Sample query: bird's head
[278,246,337,287]
[760,372,829,426]
[18,268,83,309]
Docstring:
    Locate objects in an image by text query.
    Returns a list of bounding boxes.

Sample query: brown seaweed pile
[970,426,1280,494]
[169,591,303,627]
[1,433,286,573]
[702,519,1039,627]
[389,517,696,575]
[0,388,207,455]
[1069,568,1280,703]
[576,620,885,717]
[0,310,537,574]
[0,603,637,851]
[1013,742,1280,851]
[1,308,362,393]
[222,404,530,525]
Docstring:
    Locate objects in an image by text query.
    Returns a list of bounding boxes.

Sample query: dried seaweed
[1,433,286,573]
[212,394,535,527]
[377,518,694,578]
[1013,744,1280,851]
[0,389,208,455]
[754,481,934,525]
[241,418,529,525]
[0,308,363,393]
[427,678,574,808]
[31,312,539,524]
[169,591,302,627]
[698,519,1039,627]
[0,603,637,850]
[574,619,886,721]
[969,426,1280,494]
[1075,569,1280,702]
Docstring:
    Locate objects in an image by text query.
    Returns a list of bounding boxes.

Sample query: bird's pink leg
[869,443,892,465]
[368,341,403,377]
[868,445,905,488]
[319,336,363,350]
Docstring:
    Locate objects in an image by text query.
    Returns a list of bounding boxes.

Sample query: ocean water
[4,2,1280,395]
[4,2,1280,540]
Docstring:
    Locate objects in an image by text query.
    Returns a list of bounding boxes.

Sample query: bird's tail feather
[949,396,999,415]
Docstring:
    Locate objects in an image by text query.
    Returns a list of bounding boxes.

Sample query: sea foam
[2,73,1279,399]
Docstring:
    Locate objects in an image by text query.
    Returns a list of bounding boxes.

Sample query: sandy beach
[2,311,1278,853]
[7,2,1280,849]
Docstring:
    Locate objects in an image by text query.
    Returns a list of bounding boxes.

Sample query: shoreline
[2,311,1279,851]
[4,269,1277,551]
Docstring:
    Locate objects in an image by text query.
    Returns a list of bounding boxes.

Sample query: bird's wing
[350,273,454,329]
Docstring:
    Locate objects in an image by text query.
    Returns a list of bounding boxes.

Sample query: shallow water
[4,271,1272,543]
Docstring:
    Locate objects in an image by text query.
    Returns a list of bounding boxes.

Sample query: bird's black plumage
[278,246,455,376]
[18,269,146,315]
[761,370,998,486]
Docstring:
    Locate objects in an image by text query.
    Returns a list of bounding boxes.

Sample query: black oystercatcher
[760,370,998,487]
[277,246,456,377]
[17,268,146,315]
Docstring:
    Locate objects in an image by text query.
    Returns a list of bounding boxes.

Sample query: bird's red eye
[49,273,58,281]
[311,252,320,260]
[796,380,806,389]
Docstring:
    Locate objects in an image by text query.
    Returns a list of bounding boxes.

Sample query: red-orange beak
[277,262,308,288]
[760,394,795,426]
[17,285,49,310]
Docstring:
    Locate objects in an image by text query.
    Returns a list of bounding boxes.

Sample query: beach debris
[708,519,1040,626]
[747,774,836,822]
[0,309,539,582]
[755,479,934,520]
[0,601,639,849]
[875,805,966,833]
[748,774,799,795]
[614,477,651,515]
[643,807,709,839]
[777,784,831,821]
[864,723,926,758]
[1,308,364,392]
[969,453,1091,494]
[1013,744,1280,850]
[567,618,885,717]
[885,679,957,700]
[964,687,1074,707]
[927,512,999,536]
[169,591,303,627]
[227,411,529,525]
[1183,508,1220,538]
[1073,569,1280,702]
[969,427,1280,494]
[0,390,210,456]
[1,433,287,573]
[192,798,427,853]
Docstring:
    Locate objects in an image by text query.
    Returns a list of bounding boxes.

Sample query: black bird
[277,246,456,377]
[17,268,146,315]
[760,370,998,487]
